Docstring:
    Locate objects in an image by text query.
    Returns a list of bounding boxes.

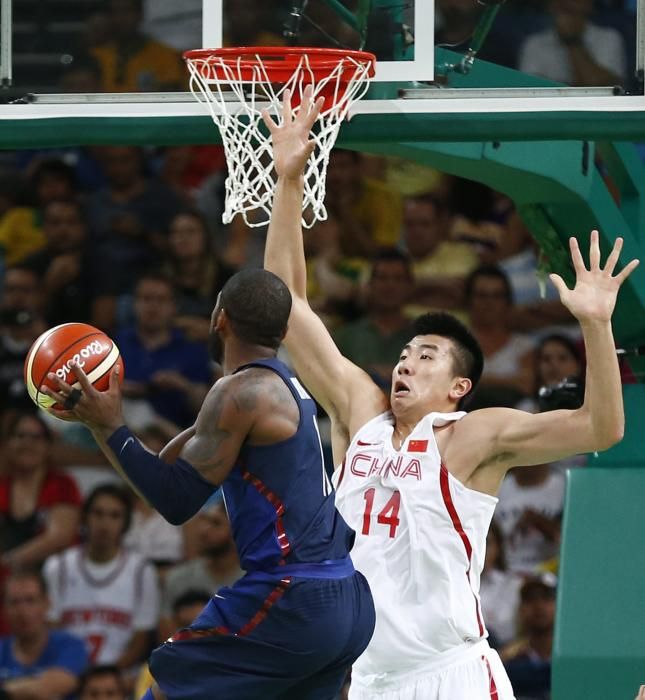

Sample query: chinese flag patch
[408,440,428,453]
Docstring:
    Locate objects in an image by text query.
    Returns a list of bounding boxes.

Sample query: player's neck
[222,341,276,375]
[85,543,121,564]
[13,629,48,663]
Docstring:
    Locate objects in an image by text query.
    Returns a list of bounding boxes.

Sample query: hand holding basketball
[42,361,125,433]
[549,230,639,324]
[262,85,324,180]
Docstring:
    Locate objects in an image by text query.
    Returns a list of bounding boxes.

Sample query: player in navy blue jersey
[42,267,376,700]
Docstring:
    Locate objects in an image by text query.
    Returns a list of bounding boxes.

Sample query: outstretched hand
[41,362,124,434]
[549,230,639,324]
[262,85,324,180]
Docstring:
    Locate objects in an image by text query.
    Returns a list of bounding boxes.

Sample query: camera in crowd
[537,376,585,412]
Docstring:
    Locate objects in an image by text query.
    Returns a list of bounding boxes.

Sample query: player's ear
[449,377,471,402]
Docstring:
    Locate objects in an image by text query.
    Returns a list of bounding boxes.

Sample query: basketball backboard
[203,0,434,82]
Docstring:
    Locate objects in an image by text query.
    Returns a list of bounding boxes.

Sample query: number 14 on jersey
[362,489,401,538]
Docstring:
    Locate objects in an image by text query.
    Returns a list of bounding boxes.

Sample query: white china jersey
[333,411,498,687]
[44,546,160,664]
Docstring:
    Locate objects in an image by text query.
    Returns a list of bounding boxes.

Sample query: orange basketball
[24,322,124,412]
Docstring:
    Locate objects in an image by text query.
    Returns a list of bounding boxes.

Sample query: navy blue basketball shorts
[149,564,375,700]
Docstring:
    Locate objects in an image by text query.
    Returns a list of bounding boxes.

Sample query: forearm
[116,631,150,669]
[579,320,624,447]
[265,176,308,298]
[3,531,69,570]
[94,426,216,524]
[4,674,74,700]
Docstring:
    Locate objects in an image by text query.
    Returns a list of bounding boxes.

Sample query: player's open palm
[262,85,323,180]
[549,230,639,323]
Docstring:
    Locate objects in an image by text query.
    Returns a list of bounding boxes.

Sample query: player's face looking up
[391,334,472,418]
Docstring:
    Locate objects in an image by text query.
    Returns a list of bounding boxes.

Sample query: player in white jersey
[262,88,639,700]
[44,484,159,667]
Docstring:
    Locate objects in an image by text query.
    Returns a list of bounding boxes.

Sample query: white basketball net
[185,51,374,228]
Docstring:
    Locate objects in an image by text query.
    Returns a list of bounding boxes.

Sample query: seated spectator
[44,484,159,669]
[502,575,556,700]
[0,159,77,266]
[163,211,235,342]
[160,498,242,640]
[21,200,103,327]
[333,249,414,389]
[480,521,522,649]
[518,333,584,413]
[91,0,184,92]
[0,570,87,699]
[115,272,212,429]
[135,590,211,698]
[466,265,535,407]
[401,193,478,315]
[78,664,128,700]
[498,210,575,334]
[326,149,403,258]
[87,145,184,330]
[0,268,46,431]
[0,413,81,573]
[302,212,362,327]
[518,0,627,86]
[59,53,104,94]
[495,464,565,576]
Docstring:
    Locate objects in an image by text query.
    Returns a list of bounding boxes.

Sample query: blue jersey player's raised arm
[42,268,375,700]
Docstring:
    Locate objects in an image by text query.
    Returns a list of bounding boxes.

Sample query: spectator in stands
[480,521,522,649]
[465,265,535,407]
[0,268,45,430]
[0,159,77,266]
[518,0,627,86]
[159,497,242,640]
[301,211,362,328]
[402,193,478,315]
[326,149,403,258]
[502,575,556,700]
[78,664,128,700]
[495,463,565,576]
[21,200,101,327]
[497,209,575,335]
[135,590,211,698]
[0,569,88,699]
[518,333,584,414]
[87,146,184,328]
[44,484,159,669]
[91,0,184,92]
[0,413,81,573]
[333,249,414,389]
[59,53,103,94]
[162,211,235,343]
[115,272,212,429]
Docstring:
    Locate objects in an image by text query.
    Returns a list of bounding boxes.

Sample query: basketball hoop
[183,47,376,228]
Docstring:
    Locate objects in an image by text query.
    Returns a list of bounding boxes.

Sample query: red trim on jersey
[238,578,291,636]
[168,578,291,642]
[439,464,485,637]
[336,458,347,488]
[482,655,499,699]
[242,470,291,558]
[408,439,428,453]
[170,625,230,641]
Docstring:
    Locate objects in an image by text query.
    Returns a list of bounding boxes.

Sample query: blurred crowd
[5,0,641,98]
[0,1,640,699]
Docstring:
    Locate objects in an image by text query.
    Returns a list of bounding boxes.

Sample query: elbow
[164,510,189,527]
[593,425,625,452]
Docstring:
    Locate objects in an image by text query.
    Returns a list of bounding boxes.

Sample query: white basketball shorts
[348,640,515,700]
